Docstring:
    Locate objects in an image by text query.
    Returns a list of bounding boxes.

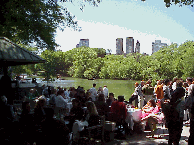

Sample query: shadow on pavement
[105,124,189,145]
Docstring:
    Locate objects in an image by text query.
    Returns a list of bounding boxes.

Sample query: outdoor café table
[125,108,142,130]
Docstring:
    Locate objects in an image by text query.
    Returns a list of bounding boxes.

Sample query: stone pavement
[105,122,190,145]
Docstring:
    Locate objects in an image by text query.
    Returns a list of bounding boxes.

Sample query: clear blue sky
[55,0,194,55]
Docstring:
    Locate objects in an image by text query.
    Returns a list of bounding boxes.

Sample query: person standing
[186,77,194,96]
[103,85,109,101]
[172,77,178,91]
[106,93,115,106]
[184,84,194,145]
[129,82,139,107]
[89,83,97,101]
[138,81,145,109]
[97,87,103,101]
[185,77,194,124]
[163,79,171,100]
[167,80,185,145]
[154,80,164,100]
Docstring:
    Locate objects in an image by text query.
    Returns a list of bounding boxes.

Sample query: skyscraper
[79,39,89,47]
[126,37,134,55]
[135,40,140,53]
[116,38,123,55]
[152,40,167,54]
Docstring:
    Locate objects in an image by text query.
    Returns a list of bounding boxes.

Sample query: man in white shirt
[172,77,178,91]
[103,85,108,101]
[163,79,171,99]
[89,83,97,101]
[55,90,67,109]
[186,77,194,96]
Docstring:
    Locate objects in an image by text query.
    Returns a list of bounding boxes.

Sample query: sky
[55,0,194,55]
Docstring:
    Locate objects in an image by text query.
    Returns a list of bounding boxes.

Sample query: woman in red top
[111,96,127,120]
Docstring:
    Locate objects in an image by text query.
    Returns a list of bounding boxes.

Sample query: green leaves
[11,41,194,83]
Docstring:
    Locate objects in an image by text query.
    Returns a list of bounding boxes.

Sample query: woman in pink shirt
[141,99,156,118]
[141,100,164,137]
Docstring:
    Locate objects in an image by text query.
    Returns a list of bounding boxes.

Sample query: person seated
[84,91,92,103]
[141,100,164,136]
[85,101,100,127]
[141,99,156,118]
[141,100,162,121]
[70,99,85,120]
[20,101,34,123]
[72,101,100,143]
[75,89,86,107]
[27,88,39,109]
[94,94,110,118]
[0,95,16,125]
[106,92,115,106]
[55,89,69,117]
[49,87,57,108]
[67,99,85,131]
[41,107,70,145]
[69,87,77,98]
[34,96,46,124]
[27,88,39,100]
[110,96,128,136]
[42,85,49,98]
[0,95,19,143]
[19,101,34,144]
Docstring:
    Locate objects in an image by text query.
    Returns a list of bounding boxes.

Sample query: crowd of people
[0,77,194,145]
[130,77,194,145]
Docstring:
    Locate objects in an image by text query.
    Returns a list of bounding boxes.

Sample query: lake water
[38,77,138,101]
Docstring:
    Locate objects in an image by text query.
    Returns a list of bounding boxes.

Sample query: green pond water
[61,77,138,101]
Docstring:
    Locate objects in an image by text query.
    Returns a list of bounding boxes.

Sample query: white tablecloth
[126,108,142,130]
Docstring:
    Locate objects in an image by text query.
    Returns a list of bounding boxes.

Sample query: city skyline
[152,40,168,54]
[55,0,193,55]
[72,37,168,55]
[126,37,134,55]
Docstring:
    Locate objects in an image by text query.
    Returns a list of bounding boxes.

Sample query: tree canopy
[11,41,194,85]
[0,0,101,50]
[0,0,193,51]
[142,0,194,7]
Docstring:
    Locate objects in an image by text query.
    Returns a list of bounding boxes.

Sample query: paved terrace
[105,123,190,145]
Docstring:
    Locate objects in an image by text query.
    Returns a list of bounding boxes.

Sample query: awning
[0,37,45,66]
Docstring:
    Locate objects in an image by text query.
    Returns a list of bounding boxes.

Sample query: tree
[141,0,194,7]
[0,0,100,50]
[67,47,105,78]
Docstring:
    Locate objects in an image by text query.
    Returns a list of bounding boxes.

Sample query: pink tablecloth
[126,108,142,130]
